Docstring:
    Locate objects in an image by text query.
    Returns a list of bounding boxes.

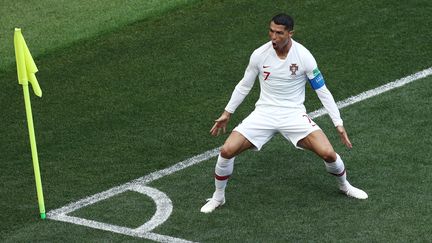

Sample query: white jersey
[257,40,320,110]
[225,39,343,127]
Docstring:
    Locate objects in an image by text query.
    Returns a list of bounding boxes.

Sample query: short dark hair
[271,14,294,31]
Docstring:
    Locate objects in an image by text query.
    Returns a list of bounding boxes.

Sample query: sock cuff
[218,154,234,164]
[324,153,345,176]
[215,154,234,178]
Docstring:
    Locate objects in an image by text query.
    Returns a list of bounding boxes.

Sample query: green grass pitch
[1,0,431,242]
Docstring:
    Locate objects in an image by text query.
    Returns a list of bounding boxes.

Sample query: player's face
[269,21,293,51]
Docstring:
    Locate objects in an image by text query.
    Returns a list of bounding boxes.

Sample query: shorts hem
[233,127,262,151]
[292,126,321,150]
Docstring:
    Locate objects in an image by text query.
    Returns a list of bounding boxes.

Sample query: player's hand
[210,111,231,136]
[336,126,353,149]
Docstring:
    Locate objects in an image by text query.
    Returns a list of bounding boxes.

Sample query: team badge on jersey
[290,63,298,75]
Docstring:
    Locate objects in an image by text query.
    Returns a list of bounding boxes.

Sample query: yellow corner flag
[14,28,46,219]
[14,28,42,97]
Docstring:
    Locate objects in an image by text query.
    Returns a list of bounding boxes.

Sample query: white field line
[47,148,220,216]
[47,67,432,242]
[308,67,432,119]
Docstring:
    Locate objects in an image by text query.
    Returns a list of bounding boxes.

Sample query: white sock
[324,153,349,189]
[213,154,234,201]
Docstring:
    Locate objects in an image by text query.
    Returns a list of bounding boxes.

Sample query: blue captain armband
[308,68,325,90]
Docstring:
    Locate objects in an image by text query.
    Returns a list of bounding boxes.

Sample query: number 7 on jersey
[264,71,271,80]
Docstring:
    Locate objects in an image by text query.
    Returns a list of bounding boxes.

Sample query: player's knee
[321,148,337,162]
[220,145,236,159]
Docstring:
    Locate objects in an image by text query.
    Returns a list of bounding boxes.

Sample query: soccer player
[200,13,368,213]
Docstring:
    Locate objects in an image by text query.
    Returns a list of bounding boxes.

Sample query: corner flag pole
[14,28,46,219]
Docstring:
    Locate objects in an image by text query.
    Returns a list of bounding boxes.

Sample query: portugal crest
[290,63,298,75]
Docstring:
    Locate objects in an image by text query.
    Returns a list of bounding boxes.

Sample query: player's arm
[308,71,343,127]
[313,82,353,149]
[210,53,259,136]
[304,53,352,148]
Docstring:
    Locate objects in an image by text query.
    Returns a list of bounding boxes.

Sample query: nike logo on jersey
[263,65,270,68]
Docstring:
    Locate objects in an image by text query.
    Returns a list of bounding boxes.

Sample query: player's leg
[220,131,255,159]
[202,109,276,213]
[297,129,336,161]
[213,131,253,200]
[297,130,368,199]
[200,131,254,213]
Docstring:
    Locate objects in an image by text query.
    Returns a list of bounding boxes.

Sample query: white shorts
[233,107,321,150]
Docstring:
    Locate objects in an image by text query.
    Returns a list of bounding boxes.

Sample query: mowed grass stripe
[0,0,200,72]
[1,0,431,241]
